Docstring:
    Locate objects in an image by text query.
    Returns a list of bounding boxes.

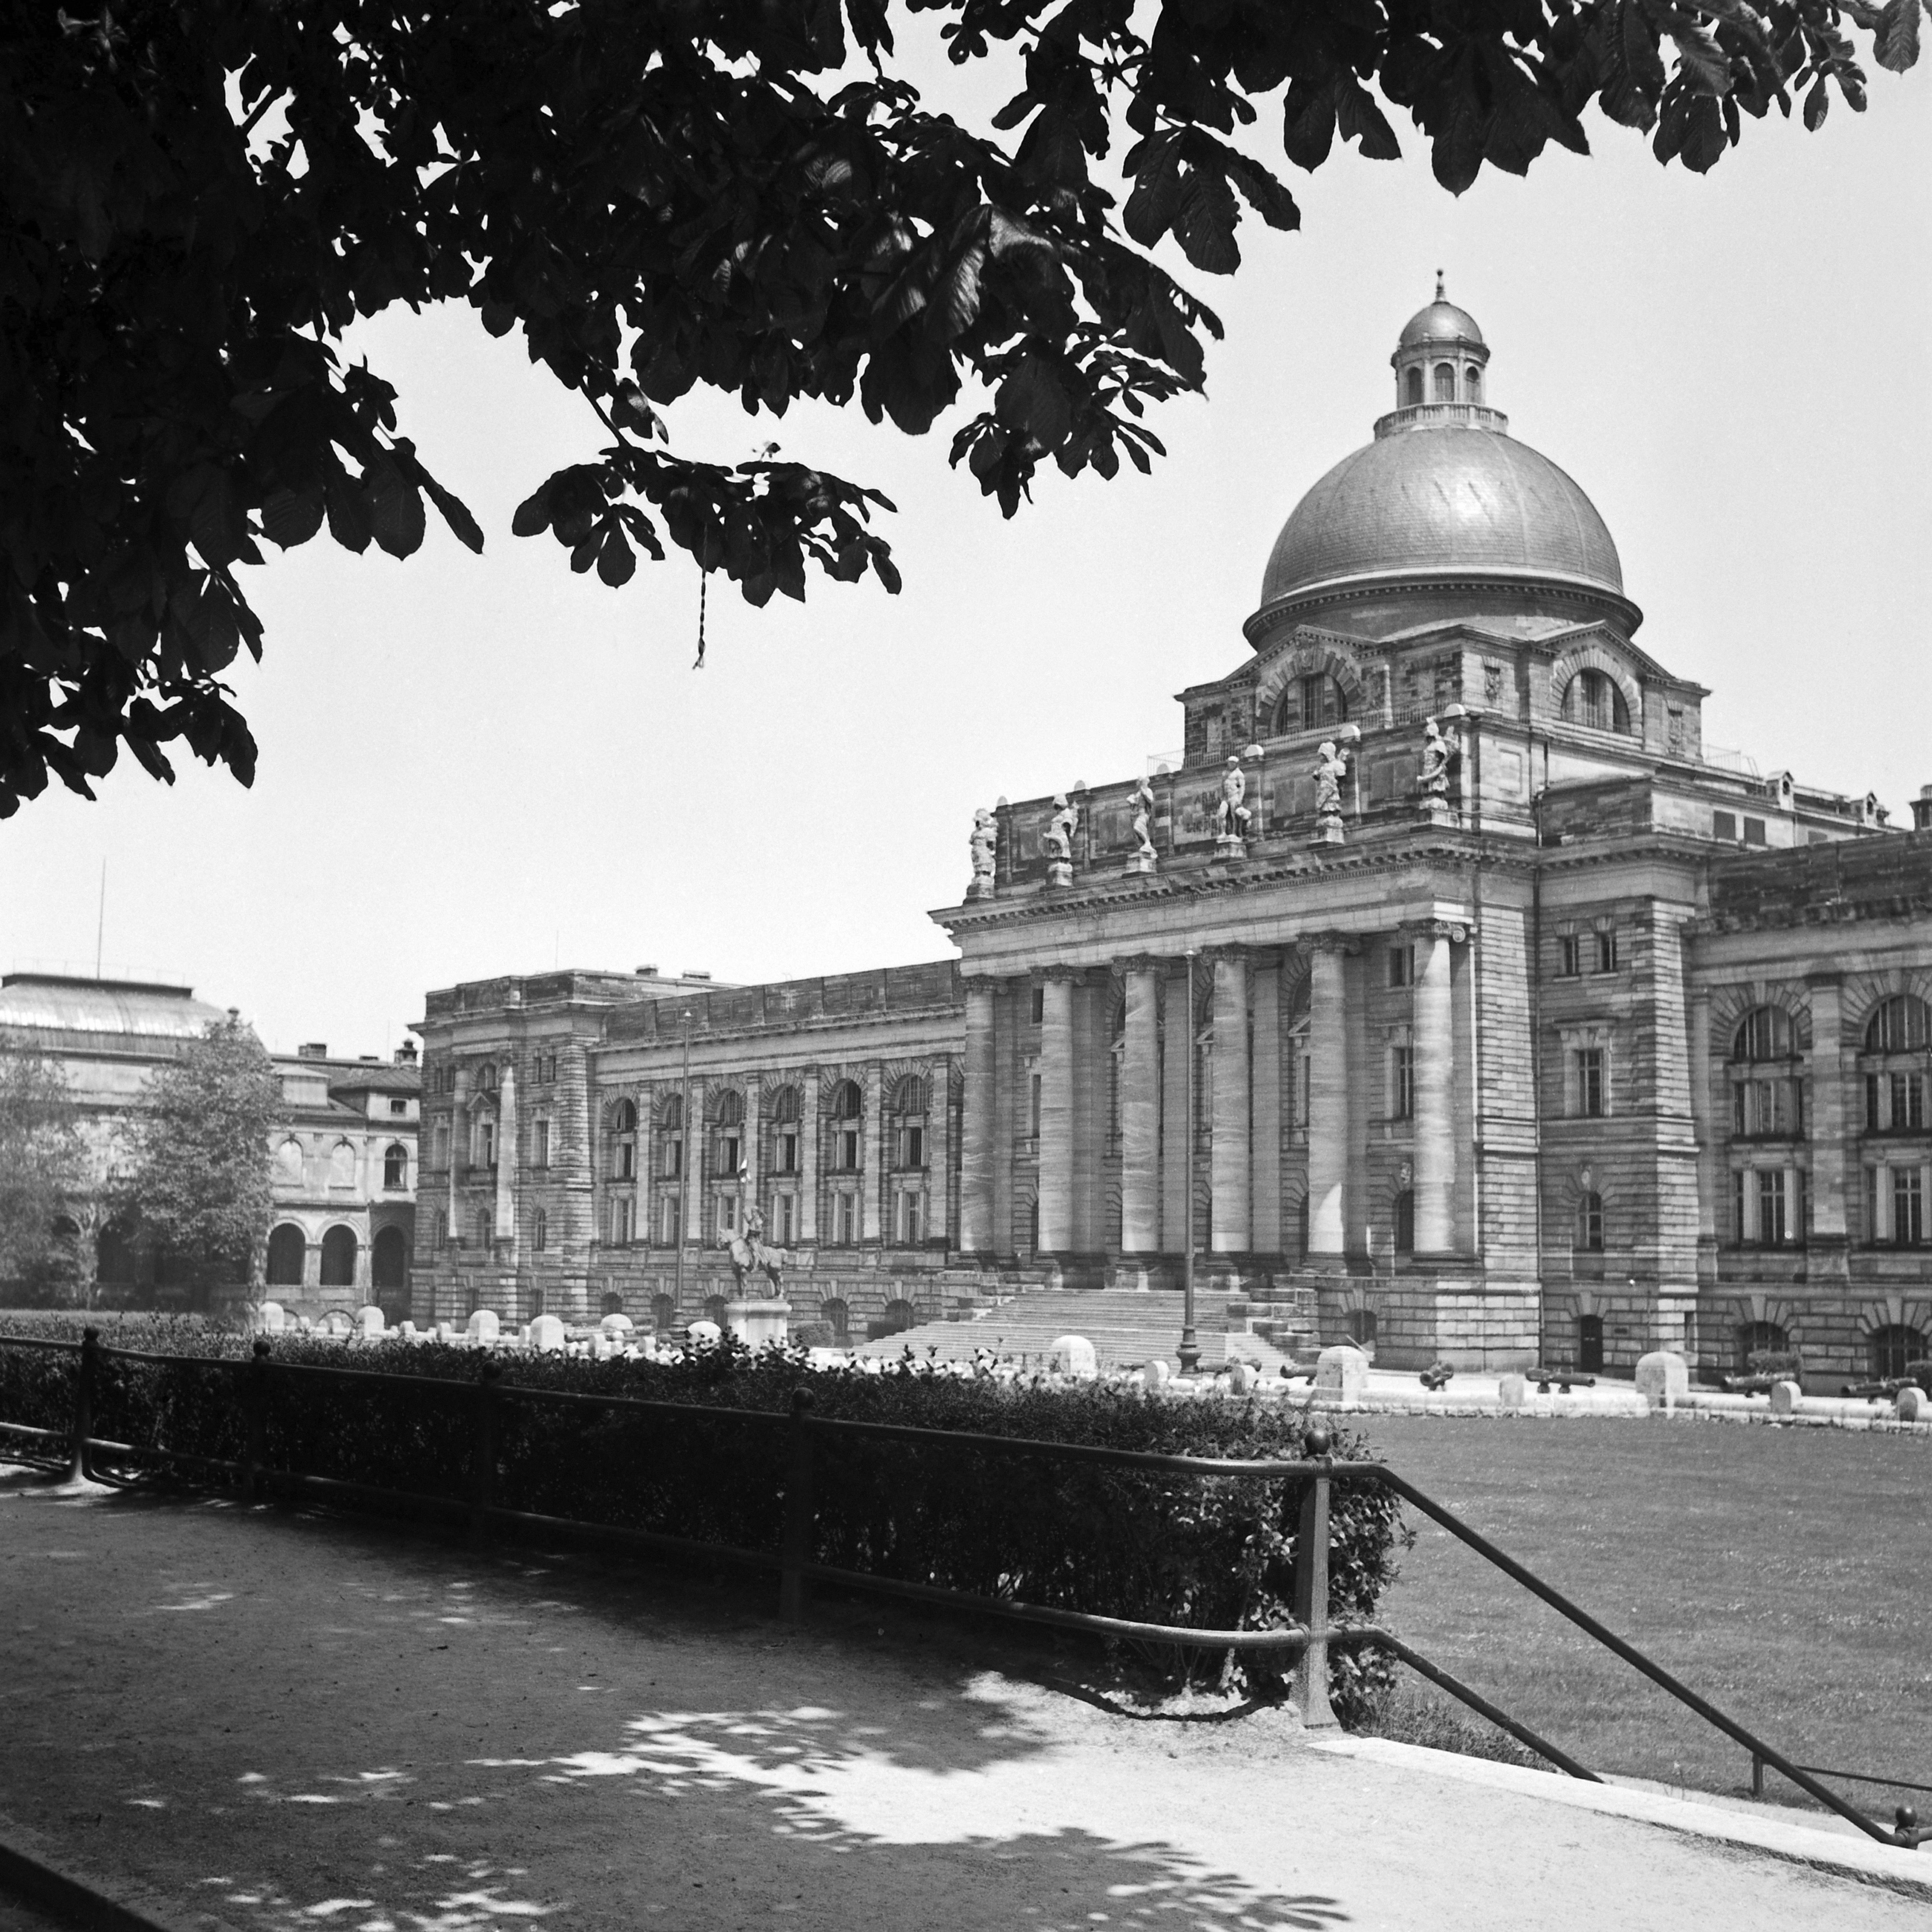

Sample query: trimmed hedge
[0,1317,1408,1717]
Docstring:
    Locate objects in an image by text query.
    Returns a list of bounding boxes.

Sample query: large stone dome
[1254,286,1626,619]
[1259,426,1623,608]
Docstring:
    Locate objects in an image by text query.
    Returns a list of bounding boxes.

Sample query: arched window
[1736,1320,1789,1371]
[1433,361,1455,402]
[266,1223,306,1287]
[819,1297,850,1345]
[611,1099,637,1179]
[1345,1308,1377,1354]
[1577,1314,1604,1372]
[601,1291,625,1316]
[1870,1324,1924,1380]
[432,1209,447,1251]
[319,1226,358,1287]
[829,1079,863,1171]
[1560,668,1630,734]
[658,1093,684,1178]
[876,1297,918,1339]
[1733,1007,1795,1062]
[771,1085,802,1174]
[1392,1189,1414,1255]
[890,1073,928,1170]
[713,1088,744,1178]
[1864,995,1930,1054]
[651,1293,676,1334]
[1465,365,1482,403]
[1405,365,1423,406]
[1276,671,1348,736]
[275,1137,304,1182]
[382,1143,408,1189]
[328,1140,356,1187]
[532,1208,547,1251]
[702,1294,730,1324]
[371,1226,407,1292]
[1575,1191,1604,1252]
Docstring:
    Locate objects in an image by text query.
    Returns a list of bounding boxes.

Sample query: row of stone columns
[959,926,1466,1263]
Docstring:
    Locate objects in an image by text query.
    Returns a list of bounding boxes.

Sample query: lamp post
[672,1011,693,1314]
[1178,948,1201,1377]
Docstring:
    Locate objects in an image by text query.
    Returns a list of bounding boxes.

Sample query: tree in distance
[0,1048,89,1302]
[1,0,1921,817]
[120,1017,281,1296]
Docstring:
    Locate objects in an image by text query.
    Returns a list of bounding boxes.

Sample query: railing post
[470,1360,502,1547]
[1292,1425,1337,1729]
[778,1386,816,1623]
[243,1337,271,1503]
[66,1327,99,1484]
[1751,1753,1764,1798]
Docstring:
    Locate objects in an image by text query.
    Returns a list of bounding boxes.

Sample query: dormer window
[1276,673,1347,736]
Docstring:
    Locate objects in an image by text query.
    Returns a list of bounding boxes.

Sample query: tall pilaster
[928,1053,954,1246]
[1807,975,1849,1247]
[683,1078,706,1245]
[1412,925,1456,1254]
[1687,987,1716,1273]
[863,1062,884,1242]
[1250,957,1283,1252]
[449,1067,467,1248]
[799,1069,819,1244]
[1306,939,1351,1259]
[1210,951,1251,1253]
[1120,962,1162,1253]
[1037,972,1076,1253]
[1161,964,1192,1252]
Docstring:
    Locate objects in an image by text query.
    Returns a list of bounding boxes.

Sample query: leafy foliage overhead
[0,1048,86,1287]
[1,0,1919,815]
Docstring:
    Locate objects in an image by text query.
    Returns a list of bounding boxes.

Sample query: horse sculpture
[723,1201,786,1296]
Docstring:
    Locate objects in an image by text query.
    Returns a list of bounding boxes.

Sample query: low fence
[1,1329,1924,1852]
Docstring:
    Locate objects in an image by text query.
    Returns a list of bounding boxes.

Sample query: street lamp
[672,1010,693,1315]
[1178,947,1200,1377]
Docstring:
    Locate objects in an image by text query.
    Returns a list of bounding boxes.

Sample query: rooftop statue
[967,807,998,899]
[1043,793,1079,879]
[1130,776,1157,869]
[1420,715,1459,797]
[1313,738,1352,843]
[1213,756,1251,851]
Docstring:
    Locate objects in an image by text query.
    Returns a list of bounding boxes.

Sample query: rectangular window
[718,1193,738,1234]
[534,1119,551,1169]
[719,1132,740,1176]
[1030,1073,1042,1140]
[775,1193,796,1245]
[610,1196,633,1245]
[894,1191,923,1245]
[1294,1046,1312,1131]
[777,1128,799,1175]
[1713,810,1737,841]
[1733,1169,1747,1244]
[838,1127,860,1171]
[1388,944,1412,989]
[658,1193,681,1246]
[615,1140,635,1181]
[389,1097,407,1115]
[1895,1168,1925,1246]
[1557,934,1581,978]
[1743,816,1767,845]
[900,1125,925,1169]
[1031,987,1045,1025]
[477,1121,496,1168]
[1757,1169,1786,1246]
[834,1192,857,1245]
[1392,1045,1414,1121]
[1891,1073,1925,1132]
[1575,1048,1605,1118]
[1594,929,1617,973]
[1576,1196,1603,1251]
[434,1123,449,1168]
[661,1138,682,1179]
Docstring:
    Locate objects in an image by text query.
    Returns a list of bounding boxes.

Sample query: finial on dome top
[1435,269,1446,301]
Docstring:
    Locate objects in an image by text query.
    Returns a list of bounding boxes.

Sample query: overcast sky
[3,40,1928,1058]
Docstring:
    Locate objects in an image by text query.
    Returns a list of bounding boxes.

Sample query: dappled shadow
[0,1470,1356,1931]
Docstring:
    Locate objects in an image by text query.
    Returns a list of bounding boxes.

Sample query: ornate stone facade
[410,294,1932,1385]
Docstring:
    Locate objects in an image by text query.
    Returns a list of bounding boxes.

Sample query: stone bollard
[1498,1373,1528,1409]
[434,1321,454,1343]
[1770,1379,1802,1417]
[1048,1334,1098,1380]
[599,1312,634,1337]
[1226,1361,1255,1395]
[1635,1351,1689,1411]
[465,1309,500,1346]
[255,1301,287,1334]
[1314,1345,1369,1398]
[1897,1385,1930,1424]
[528,1314,566,1353]
[1140,1359,1169,1392]
[354,1306,385,1341]
[687,1319,723,1347]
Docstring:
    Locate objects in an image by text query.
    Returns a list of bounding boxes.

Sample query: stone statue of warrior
[968,807,998,896]
[1130,776,1157,860]
[723,1196,786,1295]
[1419,715,1458,796]
[1314,739,1350,821]
[1043,793,1078,864]
[1213,755,1251,842]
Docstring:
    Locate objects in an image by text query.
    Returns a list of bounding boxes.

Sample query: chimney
[395,1040,419,1064]
[684,970,712,982]
[1914,786,1932,834]
[298,1042,327,1060]
[636,965,659,977]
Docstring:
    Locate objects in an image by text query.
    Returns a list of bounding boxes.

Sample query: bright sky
[2,40,1928,1059]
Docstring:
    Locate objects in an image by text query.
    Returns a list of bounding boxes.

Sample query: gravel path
[0,1467,1920,1932]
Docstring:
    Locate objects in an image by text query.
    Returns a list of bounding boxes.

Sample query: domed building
[414,292,1932,1388]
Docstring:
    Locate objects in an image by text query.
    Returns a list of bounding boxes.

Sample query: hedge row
[0,1317,1408,1716]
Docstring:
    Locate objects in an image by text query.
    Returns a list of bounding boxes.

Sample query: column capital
[1040,963,1085,984]
[1111,954,1168,978]
[1304,931,1361,957]
[1399,917,1472,944]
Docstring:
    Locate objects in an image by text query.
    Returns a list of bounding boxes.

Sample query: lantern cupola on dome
[1385,272,1502,430]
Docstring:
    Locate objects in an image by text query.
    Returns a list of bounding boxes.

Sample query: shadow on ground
[2,1468,1351,1932]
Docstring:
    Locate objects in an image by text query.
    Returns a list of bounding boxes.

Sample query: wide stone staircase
[852,1286,1316,1375]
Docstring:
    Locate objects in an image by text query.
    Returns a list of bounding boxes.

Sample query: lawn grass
[1356,1413,1932,1818]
